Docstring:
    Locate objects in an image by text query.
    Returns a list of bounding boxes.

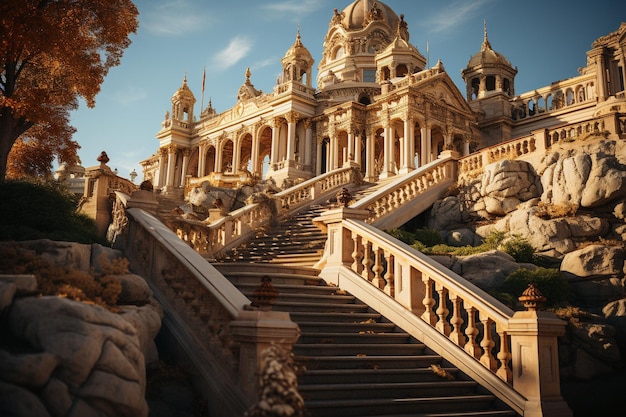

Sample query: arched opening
[205,146,216,175]
[486,75,496,91]
[503,78,511,95]
[396,64,408,77]
[221,140,234,173]
[240,134,253,172]
[337,131,348,167]
[258,127,272,178]
[470,78,480,99]
[321,139,329,174]
[359,95,372,105]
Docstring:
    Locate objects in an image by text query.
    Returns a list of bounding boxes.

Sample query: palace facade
[141,0,626,194]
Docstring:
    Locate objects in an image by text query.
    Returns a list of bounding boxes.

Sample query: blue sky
[68,0,624,179]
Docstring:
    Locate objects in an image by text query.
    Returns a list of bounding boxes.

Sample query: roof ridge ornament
[482,19,492,51]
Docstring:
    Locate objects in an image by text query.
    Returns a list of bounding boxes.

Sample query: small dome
[283,30,313,63]
[467,23,512,68]
[340,0,399,32]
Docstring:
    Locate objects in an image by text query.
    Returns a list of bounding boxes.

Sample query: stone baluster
[421,277,437,326]
[496,329,512,383]
[435,283,451,336]
[464,305,481,358]
[448,293,465,346]
[479,314,497,371]
[383,251,394,297]
[351,232,363,274]
[372,246,385,290]
[361,240,373,282]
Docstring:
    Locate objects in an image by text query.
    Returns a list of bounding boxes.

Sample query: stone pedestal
[229,309,300,401]
[508,310,573,417]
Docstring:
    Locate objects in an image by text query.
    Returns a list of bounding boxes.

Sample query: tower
[170,75,196,124]
[462,21,518,147]
[281,28,314,87]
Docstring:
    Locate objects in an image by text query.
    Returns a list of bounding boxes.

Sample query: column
[381,124,393,178]
[355,131,362,167]
[197,144,205,177]
[420,127,431,164]
[304,120,313,170]
[316,138,323,176]
[400,118,412,173]
[166,145,176,188]
[286,112,297,164]
[215,143,223,173]
[347,130,355,164]
[270,120,279,167]
[180,149,190,187]
[233,138,241,173]
[157,147,167,188]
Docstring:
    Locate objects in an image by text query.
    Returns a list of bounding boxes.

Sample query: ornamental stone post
[229,276,300,402]
[507,284,573,417]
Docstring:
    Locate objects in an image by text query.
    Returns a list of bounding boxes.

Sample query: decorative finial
[482,19,492,50]
[337,187,353,207]
[245,67,251,84]
[250,276,279,311]
[97,151,109,165]
[518,283,547,311]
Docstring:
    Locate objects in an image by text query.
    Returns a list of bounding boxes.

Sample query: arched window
[486,76,496,91]
[503,78,511,95]
[334,46,344,60]
[470,78,480,99]
[359,95,371,105]
[396,64,408,77]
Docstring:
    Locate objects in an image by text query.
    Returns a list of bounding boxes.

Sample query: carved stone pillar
[166,145,177,188]
[180,149,190,187]
[304,120,313,170]
[158,147,168,188]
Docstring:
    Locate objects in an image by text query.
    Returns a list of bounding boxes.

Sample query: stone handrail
[172,166,360,258]
[315,208,571,416]
[274,165,361,216]
[351,156,457,228]
[109,193,300,411]
[457,134,540,182]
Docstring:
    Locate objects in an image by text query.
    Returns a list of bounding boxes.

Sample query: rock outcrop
[0,241,162,417]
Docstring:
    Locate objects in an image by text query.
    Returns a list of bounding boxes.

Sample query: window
[363,69,376,83]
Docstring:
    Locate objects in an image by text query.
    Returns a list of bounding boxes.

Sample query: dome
[340,0,400,32]
[283,30,313,63]
[467,24,512,68]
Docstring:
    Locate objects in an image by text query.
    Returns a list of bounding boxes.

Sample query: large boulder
[479,159,542,216]
[450,250,523,290]
[3,296,149,417]
[541,140,626,208]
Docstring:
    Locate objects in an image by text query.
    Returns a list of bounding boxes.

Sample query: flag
[202,66,206,93]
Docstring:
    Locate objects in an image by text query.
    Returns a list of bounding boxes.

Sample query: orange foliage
[0,0,139,180]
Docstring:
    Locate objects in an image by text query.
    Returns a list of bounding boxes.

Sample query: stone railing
[510,73,597,121]
[315,208,572,417]
[109,193,300,412]
[545,117,607,146]
[172,166,361,258]
[457,134,540,182]
[351,156,456,229]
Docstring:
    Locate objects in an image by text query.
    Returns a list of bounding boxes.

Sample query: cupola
[461,21,517,101]
[375,15,426,82]
[237,68,262,101]
[170,75,196,123]
[281,28,314,87]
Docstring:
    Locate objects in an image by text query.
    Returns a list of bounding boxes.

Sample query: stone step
[298,331,412,345]
[271,300,370,313]
[304,395,499,417]
[241,290,358,305]
[299,380,479,401]
[298,368,462,385]
[289,311,384,323]
[294,343,421,356]
[297,321,397,333]
[295,354,444,370]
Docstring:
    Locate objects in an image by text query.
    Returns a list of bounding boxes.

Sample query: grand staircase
[211,187,519,416]
[215,263,517,417]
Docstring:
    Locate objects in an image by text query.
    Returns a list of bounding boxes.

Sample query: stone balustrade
[351,156,456,229]
[172,166,360,258]
[315,208,571,417]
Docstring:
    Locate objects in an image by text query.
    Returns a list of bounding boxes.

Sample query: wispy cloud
[210,36,253,70]
[424,0,492,35]
[259,0,323,18]
[141,0,213,36]
[108,86,147,106]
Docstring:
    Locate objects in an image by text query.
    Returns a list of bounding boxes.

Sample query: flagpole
[200,66,206,113]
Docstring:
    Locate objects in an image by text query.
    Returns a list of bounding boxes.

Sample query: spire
[481,19,492,51]
[296,23,302,46]
[245,67,252,85]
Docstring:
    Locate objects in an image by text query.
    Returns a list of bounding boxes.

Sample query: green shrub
[0,179,100,243]
[413,228,442,247]
[385,228,415,245]
[496,267,570,309]
[501,235,536,263]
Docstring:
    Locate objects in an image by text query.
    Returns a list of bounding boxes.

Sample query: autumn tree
[0,0,139,181]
